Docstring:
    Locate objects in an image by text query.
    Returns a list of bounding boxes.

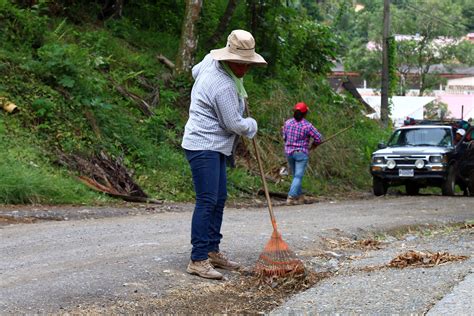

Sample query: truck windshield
[387,128,452,147]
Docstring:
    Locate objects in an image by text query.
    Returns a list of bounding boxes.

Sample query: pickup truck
[370,121,474,196]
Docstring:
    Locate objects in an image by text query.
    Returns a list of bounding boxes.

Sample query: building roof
[429,65,474,75]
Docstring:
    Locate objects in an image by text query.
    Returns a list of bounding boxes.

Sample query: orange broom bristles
[245,100,304,277]
[254,226,304,276]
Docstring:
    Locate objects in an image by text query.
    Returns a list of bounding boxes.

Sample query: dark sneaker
[208,251,241,270]
[186,259,223,280]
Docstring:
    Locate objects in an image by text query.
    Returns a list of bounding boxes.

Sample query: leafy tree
[459,0,474,32]
[345,0,471,95]
[391,0,466,95]
[425,100,450,120]
[244,0,339,76]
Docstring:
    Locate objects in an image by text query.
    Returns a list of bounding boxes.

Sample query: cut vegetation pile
[388,250,469,268]
[76,269,328,314]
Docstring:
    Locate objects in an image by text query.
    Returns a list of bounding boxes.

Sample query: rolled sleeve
[214,88,257,138]
[309,126,323,144]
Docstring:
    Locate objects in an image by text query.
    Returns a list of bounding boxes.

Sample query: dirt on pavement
[1,194,473,314]
[72,225,472,315]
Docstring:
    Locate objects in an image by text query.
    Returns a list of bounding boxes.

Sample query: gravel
[0,195,473,313]
[271,228,474,315]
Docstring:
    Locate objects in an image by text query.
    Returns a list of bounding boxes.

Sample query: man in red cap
[282,102,323,204]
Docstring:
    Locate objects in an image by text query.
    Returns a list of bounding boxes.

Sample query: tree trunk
[175,0,203,76]
[380,0,390,128]
[205,0,240,50]
[419,64,431,96]
[99,0,124,20]
[248,0,259,36]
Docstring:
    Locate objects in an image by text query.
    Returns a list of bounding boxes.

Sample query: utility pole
[381,0,390,128]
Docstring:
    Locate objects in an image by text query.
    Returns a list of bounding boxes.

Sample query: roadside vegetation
[1,0,471,205]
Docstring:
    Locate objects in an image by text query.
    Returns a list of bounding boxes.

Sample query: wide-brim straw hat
[210,29,267,65]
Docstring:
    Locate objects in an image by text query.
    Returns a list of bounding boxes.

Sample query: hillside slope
[0,2,387,204]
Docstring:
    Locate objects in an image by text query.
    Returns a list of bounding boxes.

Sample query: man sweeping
[181,30,267,279]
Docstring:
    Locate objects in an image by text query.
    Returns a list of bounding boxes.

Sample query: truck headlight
[429,155,447,163]
[415,159,425,169]
[386,159,396,169]
[372,156,385,164]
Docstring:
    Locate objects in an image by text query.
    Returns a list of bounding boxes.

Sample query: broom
[310,123,355,151]
[245,101,304,277]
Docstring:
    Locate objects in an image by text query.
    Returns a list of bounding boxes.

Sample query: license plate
[399,169,414,177]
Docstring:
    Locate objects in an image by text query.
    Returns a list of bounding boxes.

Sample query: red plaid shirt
[282,118,322,155]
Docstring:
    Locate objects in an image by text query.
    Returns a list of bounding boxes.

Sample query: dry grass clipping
[74,270,329,314]
[322,237,383,251]
[388,250,469,268]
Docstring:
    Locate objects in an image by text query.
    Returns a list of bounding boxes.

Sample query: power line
[390,8,464,36]
[402,2,467,31]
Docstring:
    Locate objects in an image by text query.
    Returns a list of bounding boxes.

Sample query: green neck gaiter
[221,62,248,98]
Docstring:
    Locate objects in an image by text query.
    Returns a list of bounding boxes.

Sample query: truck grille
[393,158,416,165]
[386,156,426,166]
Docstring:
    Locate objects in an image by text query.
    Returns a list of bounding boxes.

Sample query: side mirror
[377,142,387,149]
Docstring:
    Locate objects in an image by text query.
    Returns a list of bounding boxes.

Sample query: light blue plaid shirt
[181,54,257,156]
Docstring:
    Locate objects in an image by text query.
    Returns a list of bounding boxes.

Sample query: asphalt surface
[0,195,473,314]
[272,224,473,315]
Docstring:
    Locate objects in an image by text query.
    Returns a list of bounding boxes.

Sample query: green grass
[0,161,101,204]
[0,116,103,204]
[0,4,390,205]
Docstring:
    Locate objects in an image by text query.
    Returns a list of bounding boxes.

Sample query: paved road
[1,195,473,313]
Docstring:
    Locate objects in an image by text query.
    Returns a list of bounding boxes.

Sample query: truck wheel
[406,183,420,195]
[469,170,474,197]
[441,165,456,196]
[373,177,388,196]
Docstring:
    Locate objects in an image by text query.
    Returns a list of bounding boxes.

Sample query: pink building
[437,94,474,120]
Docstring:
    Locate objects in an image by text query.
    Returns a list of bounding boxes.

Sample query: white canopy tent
[363,96,436,127]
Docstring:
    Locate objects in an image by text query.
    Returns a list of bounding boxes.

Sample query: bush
[0,2,47,49]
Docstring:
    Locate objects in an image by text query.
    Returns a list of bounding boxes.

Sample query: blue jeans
[287,151,309,198]
[185,150,227,261]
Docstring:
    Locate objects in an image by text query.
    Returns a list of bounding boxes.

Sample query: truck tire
[469,170,474,197]
[373,177,388,196]
[405,183,420,195]
[441,165,456,196]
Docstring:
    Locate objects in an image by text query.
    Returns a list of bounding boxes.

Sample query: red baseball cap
[294,102,309,113]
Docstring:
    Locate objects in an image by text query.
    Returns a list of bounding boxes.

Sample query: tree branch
[205,0,240,50]
[157,54,175,70]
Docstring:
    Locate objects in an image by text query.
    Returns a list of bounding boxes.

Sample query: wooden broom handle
[245,100,278,231]
[310,123,355,150]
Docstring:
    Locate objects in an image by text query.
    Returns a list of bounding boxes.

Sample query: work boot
[208,251,241,270]
[286,196,298,205]
[186,259,223,280]
[297,194,306,204]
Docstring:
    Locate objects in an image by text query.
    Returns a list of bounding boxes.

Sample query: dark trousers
[185,150,227,261]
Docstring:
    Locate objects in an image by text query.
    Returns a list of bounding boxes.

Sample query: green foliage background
[0,1,390,205]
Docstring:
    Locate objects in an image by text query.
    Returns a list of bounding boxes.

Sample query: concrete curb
[426,271,474,316]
